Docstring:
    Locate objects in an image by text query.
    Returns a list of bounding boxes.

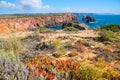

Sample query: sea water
[49,13,120,30]
[75,13,120,29]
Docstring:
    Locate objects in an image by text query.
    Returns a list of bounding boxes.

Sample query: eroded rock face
[62,22,91,30]
[0,14,77,33]
[82,15,96,23]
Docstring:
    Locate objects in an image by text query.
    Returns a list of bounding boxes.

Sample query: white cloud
[0,0,50,10]
[0,1,19,9]
[0,0,119,14]
[20,0,42,9]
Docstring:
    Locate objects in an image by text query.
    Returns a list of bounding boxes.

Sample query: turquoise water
[75,13,120,29]
[47,25,62,30]
[49,13,120,30]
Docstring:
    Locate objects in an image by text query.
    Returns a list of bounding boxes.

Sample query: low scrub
[95,24,120,32]
[35,27,49,33]
[36,41,54,50]
[27,56,79,80]
[101,24,120,32]
[74,61,120,80]
[3,38,21,53]
[0,51,28,80]
[63,26,79,31]
[98,30,116,42]
[52,39,66,56]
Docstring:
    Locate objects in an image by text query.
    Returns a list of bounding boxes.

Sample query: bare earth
[0,30,98,40]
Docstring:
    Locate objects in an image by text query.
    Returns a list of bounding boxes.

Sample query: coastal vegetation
[35,27,49,33]
[63,26,79,31]
[0,21,120,80]
[95,24,120,42]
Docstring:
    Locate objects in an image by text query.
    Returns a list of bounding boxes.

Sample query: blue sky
[0,0,120,14]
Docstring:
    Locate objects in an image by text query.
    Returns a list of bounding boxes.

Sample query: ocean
[75,13,120,29]
[48,13,120,30]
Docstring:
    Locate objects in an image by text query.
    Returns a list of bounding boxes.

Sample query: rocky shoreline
[0,13,91,33]
[0,14,77,33]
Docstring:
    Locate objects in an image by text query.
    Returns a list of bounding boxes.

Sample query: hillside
[0,24,120,80]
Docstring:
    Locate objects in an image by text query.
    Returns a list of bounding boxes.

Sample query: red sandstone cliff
[0,14,77,33]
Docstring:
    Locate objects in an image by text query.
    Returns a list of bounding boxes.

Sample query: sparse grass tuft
[52,39,66,56]
[3,37,21,53]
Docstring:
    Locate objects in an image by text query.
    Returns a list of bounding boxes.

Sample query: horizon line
[0,12,120,15]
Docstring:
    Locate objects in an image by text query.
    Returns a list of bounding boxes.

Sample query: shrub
[36,41,54,50]
[63,26,79,31]
[64,41,73,50]
[0,51,28,80]
[3,38,21,53]
[52,39,66,56]
[101,24,120,32]
[74,61,120,80]
[35,27,48,33]
[98,30,116,41]
[95,24,120,32]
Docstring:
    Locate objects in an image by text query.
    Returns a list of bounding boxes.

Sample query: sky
[0,0,120,14]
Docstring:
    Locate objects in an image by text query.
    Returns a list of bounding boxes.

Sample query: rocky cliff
[62,22,90,30]
[0,14,77,33]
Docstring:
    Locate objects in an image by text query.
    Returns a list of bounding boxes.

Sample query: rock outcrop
[0,14,77,33]
[62,22,90,30]
[82,15,96,23]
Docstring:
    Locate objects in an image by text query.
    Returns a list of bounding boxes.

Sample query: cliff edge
[0,14,77,33]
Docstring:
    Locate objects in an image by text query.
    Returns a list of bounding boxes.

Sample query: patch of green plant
[101,24,120,32]
[97,30,116,42]
[52,39,66,56]
[63,26,79,31]
[0,51,28,80]
[35,27,48,33]
[74,61,120,80]
[94,24,120,32]
[36,41,54,50]
[64,41,73,50]
[3,38,21,53]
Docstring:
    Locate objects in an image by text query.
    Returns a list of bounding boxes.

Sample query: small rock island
[82,15,96,23]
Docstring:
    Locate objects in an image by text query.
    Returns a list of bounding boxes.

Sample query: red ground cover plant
[27,55,79,79]
[104,48,113,53]
[33,69,54,80]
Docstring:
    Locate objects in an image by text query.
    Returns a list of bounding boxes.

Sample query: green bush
[35,27,48,33]
[0,51,28,80]
[95,24,120,32]
[36,41,54,50]
[101,24,120,32]
[64,41,73,50]
[98,30,116,41]
[74,61,120,80]
[52,39,66,56]
[63,26,79,31]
